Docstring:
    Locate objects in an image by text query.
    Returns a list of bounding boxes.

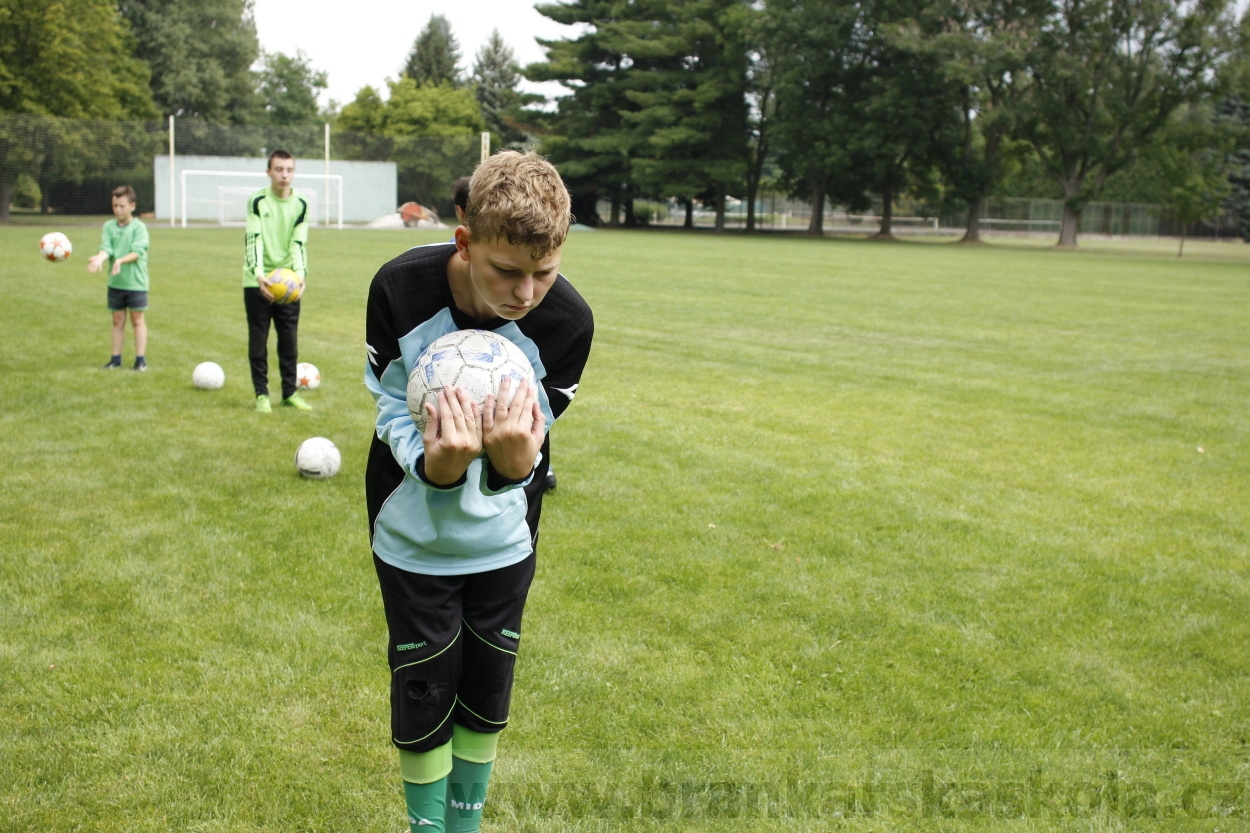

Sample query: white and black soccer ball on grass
[406,329,536,433]
[295,437,341,479]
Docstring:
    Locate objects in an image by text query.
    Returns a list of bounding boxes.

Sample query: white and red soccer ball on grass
[39,232,72,262]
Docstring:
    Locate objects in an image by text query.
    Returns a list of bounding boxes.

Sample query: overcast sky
[251,1,577,109]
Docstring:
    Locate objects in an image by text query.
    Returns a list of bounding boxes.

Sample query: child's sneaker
[282,392,312,411]
[132,358,147,372]
[255,394,272,413]
[101,359,121,370]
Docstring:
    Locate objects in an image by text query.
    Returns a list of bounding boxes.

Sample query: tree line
[6,0,1250,245]
[523,0,1250,246]
[0,1,527,218]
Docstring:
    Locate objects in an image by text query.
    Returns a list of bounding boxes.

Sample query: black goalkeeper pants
[244,287,300,399]
[373,551,537,753]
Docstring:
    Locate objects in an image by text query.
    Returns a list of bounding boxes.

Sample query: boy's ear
[454,225,472,261]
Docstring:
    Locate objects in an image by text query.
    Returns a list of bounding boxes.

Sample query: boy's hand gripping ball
[406,329,536,434]
[264,268,304,304]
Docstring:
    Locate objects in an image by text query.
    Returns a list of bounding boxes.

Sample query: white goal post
[180,170,344,228]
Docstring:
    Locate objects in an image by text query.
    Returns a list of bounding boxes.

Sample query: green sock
[445,726,499,833]
[403,779,448,832]
[400,742,453,833]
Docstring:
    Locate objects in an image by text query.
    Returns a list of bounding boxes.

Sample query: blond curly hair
[465,151,572,258]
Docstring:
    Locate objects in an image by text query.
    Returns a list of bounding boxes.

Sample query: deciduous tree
[119,0,260,124]
[256,50,328,126]
[1010,0,1232,247]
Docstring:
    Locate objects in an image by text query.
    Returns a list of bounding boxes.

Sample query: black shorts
[108,287,148,311]
[373,551,536,753]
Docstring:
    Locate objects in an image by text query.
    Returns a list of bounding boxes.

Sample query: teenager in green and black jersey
[243,149,312,413]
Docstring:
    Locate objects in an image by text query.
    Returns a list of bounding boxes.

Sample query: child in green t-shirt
[87,185,150,371]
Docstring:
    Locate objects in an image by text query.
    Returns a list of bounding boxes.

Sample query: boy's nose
[515,278,534,301]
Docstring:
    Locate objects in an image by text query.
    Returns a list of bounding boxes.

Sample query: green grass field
[2,223,1248,832]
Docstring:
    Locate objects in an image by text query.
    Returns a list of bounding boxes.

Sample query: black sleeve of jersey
[531,277,595,421]
[365,269,400,385]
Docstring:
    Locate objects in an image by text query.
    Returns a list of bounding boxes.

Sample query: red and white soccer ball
[295,437,341,479]
[39,232,72,262]
[406,329,536,433]
[296,362,320,391]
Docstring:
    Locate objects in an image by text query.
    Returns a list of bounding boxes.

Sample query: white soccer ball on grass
[191,362,225,390]
[295,437,341,479]
[39,232,72,262]
[296,362,320,390]
[406,329,536,433]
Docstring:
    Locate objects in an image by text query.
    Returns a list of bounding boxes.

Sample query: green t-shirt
[242,187,310,287]
[99,218,150,291]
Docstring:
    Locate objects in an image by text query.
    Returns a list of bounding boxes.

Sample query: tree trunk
[746,138,767,233]
[1178,231,1186,258]
[624,189,636,227]
[874,174,895,239]
[0,176,12,223]
[684,199,693,229]
[609,194,621,227]
[807,176,827,235]
[713,183,726,234]
[1057,202,1082,248]
[960,195,983,244]
[1056,178,1083,248]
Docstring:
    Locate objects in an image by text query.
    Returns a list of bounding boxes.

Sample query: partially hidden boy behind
[365,151,593,832]
[243,149,312,413]
[88,185,150,371]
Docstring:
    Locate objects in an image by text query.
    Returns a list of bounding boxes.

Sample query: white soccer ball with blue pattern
[406,329,536,433]
[295,437,341,479]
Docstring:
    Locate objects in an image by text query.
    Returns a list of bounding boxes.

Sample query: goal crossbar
[180,170,344,229]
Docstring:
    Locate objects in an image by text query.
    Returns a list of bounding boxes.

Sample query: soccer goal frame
[180,170,344,229]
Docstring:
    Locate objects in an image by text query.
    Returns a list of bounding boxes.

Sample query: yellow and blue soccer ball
[265,268,304,304]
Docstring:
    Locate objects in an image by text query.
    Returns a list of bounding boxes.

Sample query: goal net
[180,170,343,228]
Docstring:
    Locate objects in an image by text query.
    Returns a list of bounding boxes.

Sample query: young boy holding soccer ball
[365,151,593,832]
[243,149,312,413]
[88,185,150,371]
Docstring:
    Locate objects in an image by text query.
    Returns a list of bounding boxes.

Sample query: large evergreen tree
[527,0,642,225]
[403,14,462,87]
[620,0,751,232]
[118,0,260,124]
[472,29,532,147]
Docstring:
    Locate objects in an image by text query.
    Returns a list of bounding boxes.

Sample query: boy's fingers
[531,400,545,438]
[423,402,439,438]
[482,394,497,430]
